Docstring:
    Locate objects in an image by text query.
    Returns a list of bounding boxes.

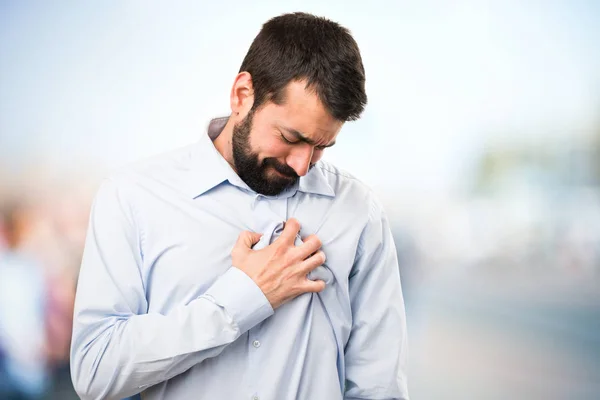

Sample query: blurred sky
[1,0,600,195]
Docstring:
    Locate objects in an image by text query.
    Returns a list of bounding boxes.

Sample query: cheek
[248,134,281,158]
[261,141,291,159]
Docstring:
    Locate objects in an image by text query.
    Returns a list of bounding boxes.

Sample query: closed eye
[279,131,334,150]
[280,134,298,145]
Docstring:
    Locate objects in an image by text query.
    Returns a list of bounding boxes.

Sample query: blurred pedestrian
[0,203,48,400]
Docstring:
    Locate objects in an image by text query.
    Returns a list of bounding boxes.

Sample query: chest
[138,187,361,314]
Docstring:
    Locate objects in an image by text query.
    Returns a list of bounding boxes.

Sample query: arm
[70,178,273,400]
[343,197,409,400]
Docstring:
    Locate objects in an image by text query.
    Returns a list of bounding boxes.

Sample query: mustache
[263,158,298,178]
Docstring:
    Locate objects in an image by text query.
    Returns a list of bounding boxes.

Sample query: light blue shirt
[70,117,409,400]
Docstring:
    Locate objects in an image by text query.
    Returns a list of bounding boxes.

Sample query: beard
[232,111,300,196]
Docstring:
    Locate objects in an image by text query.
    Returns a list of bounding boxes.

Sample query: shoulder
[98,143,197,197]
[315,159,385,218]
[91,144,197,220]
[110,144,196,186]
[314,161,392,258]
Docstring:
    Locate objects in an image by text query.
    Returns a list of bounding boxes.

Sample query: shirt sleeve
[70,178,274,400]
[343,196,410,400]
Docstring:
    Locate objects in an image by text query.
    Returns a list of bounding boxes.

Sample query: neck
[212,117,237,171]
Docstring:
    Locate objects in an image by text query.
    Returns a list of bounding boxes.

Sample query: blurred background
[1,1,599,399]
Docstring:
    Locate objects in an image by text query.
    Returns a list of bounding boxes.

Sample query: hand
[231,218,326,309]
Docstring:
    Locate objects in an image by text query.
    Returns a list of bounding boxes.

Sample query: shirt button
[252,396,259,400]
[252,340,261,348]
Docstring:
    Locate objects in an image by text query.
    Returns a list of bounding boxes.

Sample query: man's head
[228,12,367,196]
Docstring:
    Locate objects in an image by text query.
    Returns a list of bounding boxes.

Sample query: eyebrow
[279,126,336,148]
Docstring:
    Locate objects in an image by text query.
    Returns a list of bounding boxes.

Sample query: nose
[285,144,314,177]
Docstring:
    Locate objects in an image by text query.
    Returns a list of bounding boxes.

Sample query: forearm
[71,267,273,400]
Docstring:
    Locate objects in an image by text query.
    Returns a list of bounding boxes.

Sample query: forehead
[255,80,343,141]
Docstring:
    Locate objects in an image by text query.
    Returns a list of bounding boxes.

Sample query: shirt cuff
[203,267,274,334]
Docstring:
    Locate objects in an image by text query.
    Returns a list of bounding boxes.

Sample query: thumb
[236,230,263,249]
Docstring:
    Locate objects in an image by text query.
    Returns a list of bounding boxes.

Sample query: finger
[297,250,326,275]
[295,234,322,259]
[298,279,326,293]
[235,230,263,249]
[277,218,301,244]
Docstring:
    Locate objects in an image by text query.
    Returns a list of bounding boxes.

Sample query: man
[71,12,409,400]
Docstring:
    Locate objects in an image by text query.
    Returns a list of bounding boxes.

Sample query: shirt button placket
[248,329,263,400]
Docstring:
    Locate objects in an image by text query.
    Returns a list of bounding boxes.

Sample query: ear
[230,72,255,121]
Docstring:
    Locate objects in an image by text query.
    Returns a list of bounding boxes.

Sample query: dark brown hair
[239,12,367,121]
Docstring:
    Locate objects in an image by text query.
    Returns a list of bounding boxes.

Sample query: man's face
[232,80,343,196]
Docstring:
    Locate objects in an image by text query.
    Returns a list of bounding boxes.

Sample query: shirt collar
[298,165,335,197]
[188,116,335,199]
[187,117,241,198]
